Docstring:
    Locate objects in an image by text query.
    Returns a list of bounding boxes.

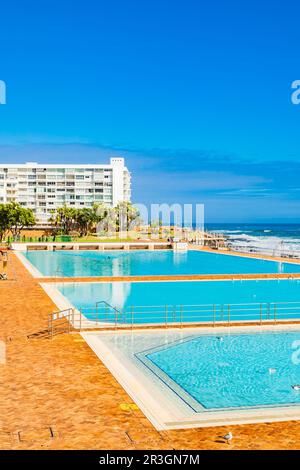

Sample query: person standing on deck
[2,251,8,270]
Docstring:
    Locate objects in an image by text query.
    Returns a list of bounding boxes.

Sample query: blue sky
[0,0,300,222]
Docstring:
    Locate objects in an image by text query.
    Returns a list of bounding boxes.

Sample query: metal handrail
[49,300,300,333]
[95,300,122,316]
[48,307,74,338]
[95,300,127,323]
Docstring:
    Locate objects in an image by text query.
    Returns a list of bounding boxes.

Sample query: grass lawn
[72,236,144,243]
[11,236,158,243]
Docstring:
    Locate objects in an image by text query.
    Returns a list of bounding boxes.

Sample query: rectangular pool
[82,327,300,429]
[23,249,300,277]
[56,279,300,324]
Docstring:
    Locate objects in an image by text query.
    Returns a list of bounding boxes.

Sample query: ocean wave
[207,224,300,255]
[212,229,250,234]
[227,233,300,253]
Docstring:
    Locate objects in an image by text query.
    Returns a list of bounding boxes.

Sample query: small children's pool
[82,328,300,429]
[137,330,300,409]
[23,249,300,277]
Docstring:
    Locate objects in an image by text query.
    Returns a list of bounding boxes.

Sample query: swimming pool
[82,327,300,429]
[56,279,300,323]
[22,249,300,277]
[137,332,300,412]
[138,330,300,409]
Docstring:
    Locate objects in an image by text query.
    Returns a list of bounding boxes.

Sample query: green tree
[93,203,108,223]
[114,202,141,232]
[7,202,36,240]
[49,206,77,235]
[73,204,110,236]
[49,203,139,238]
[95,207,117,234]
[93,203,115,234]
[0,204,10,242]
[75,208,97,237]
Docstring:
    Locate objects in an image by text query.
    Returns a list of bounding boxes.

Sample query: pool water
[24,249,300,277]
[57,279,300,323]
[137,331,300,410]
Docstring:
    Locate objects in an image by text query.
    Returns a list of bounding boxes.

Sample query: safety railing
[228,243,300,260]
[59,300,300,331]
[95,300,125,322]
[47,300,124,337]
[48,307,74,338]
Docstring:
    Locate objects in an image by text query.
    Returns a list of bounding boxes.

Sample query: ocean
[205,223,300,257]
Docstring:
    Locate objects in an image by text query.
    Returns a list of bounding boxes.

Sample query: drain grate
[15,426,58,443]
[125,428,164,445]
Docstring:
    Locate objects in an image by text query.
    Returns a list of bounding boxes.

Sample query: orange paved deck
[1,253,300,449]
[40,273,300,283]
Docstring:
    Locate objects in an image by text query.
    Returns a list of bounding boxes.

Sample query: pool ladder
[95,300,125,324]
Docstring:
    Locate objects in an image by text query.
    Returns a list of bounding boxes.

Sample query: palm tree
[49,206,77,235]
[114,202,141,232]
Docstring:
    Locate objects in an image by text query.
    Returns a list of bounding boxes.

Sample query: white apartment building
[0,157,131,226]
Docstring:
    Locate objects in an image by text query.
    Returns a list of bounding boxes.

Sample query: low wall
[11,242,173,252]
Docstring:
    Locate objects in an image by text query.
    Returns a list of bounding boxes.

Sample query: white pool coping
[82,325,300,430]
[40,282,111,328]
[15,251,44,277]
[41,282,75,311]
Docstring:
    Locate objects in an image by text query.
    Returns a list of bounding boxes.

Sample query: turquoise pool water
[57,279,300,323]
[136,331,300,410]
[24,249,300,277]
